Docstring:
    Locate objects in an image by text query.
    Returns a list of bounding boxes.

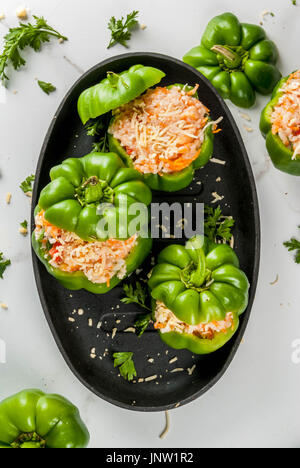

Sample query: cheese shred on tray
[110,85,216,174]
[154,301,234,340]
[35,211,137,286]
[271,70,300,160]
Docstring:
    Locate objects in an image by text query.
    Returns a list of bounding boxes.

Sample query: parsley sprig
[284,228,300,263]
[204,206,235,243]
[20,220,28,229]
[113,352,137,381]
[0,252,11,279]
[107,11,139,49]
[20,175,35,193]
[86,116,110,153]
[38,80,56,95]
[121,281,151,311]
[0,16,68,83]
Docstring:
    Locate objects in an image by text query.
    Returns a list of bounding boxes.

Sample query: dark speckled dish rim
[31,52,261,412]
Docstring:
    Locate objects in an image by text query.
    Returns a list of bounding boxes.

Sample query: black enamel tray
[31,53,260,412]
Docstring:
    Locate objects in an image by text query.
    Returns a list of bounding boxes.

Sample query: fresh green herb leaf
[38,80,56,95]
[0,16,68,83]
[107,10,139,49]
[20,174,35,193]
[86,115,110,153]
[20,220,28,229]
[113,352,137,381]
[121,281,151,311]
[284,232,300,263]
[292,0,297,6]
[0,252,11,279]
[134,313,152,337]
[91,135,109,153]
[86,118,105,137]
[204,206,235,244]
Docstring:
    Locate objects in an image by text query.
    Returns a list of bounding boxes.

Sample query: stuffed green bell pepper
[108,83,218,192]
[32,152,153,294]
[183,12,281,108]
[0,389,89,448]
[260,70,300,175]
[148,236,249,354]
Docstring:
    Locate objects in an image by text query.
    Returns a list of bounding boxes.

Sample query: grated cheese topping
[154,301,234,340]
[35,211,137,286]
[271,70,300,160]
[110,86,219,175]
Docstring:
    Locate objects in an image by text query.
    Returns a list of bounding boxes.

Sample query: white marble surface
[0,0,300,449]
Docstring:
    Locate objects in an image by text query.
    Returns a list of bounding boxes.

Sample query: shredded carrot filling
[35,211,137,285]
[110,85,219,175]
[271,70,300,159]
[154,301,234,340]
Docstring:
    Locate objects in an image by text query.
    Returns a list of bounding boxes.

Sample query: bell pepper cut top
[37,152,152,242]
[0,389,89,448]
[78,65,166,124]
[108,84,215,192]
[148,236,249,354]
[183,12,281,108]
[260,71,300,176]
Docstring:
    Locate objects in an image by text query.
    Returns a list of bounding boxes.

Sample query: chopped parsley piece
[38,80,56,95]
[20,220,28,229]
[20,174,35,193]
[113,352,137,381]
[0,252,11,279]
[107,11,139,49]
[91,135,109,153]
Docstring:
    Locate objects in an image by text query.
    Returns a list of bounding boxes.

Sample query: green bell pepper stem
[190,248,206,287]
[211,45,242,68]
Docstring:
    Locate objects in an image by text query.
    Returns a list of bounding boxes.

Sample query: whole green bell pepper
[148,236,249,354]
[183,12,281,108]
[78,65,166,124]
[260,73,300,176]
[0,389,89,448]
[36,152,152,241]
[108,84,215,192]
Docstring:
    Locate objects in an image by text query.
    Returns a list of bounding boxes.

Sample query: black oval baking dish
[31,52,260,412]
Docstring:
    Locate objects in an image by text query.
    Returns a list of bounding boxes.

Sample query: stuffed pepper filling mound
[154,301,234,340]
[109,85,216,174]
[271,71,300,159]
[35,211,137,285]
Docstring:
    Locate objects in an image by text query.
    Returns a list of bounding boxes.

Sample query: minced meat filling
[154,301,234,340]
[110,85,216,175]
[35,211,137,286]
[271,70,300,159]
